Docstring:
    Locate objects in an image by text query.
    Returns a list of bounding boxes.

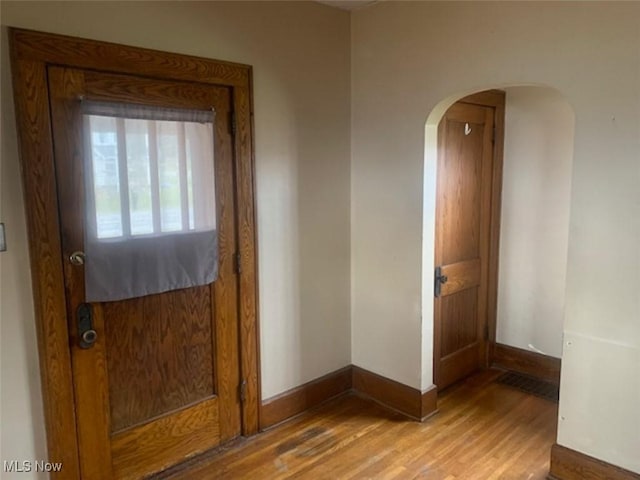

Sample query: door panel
[434,100,496,390]
[48,65,240,479]
[439,259,481,297]
[440,288,478,357]
[439,105,485,266]
[111,397,220,479]
[104,287,215,433]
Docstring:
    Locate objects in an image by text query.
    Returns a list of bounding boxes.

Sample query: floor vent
[496,371,559,403]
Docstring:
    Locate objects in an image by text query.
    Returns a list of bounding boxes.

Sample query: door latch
[77,303,97,349]
[434,266,448,298]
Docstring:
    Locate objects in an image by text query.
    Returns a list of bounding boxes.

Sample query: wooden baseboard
[421,385,438,420]
[549,444,640,480]
[259,366,352,430]
[260,365,438,429]
[352,366,437,421]
[492,343,561,385]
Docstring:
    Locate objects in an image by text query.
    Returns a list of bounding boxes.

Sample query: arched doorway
[423,85,575,391]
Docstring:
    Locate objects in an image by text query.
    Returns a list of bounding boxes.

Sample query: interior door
[433,99,496,390]
[48,66,241,479]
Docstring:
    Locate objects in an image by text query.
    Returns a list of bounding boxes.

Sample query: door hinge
[234,252,242,275]
[239,379,247,403]
[492,125,496,143]
[484,323,490,341]
[229,111,236,136]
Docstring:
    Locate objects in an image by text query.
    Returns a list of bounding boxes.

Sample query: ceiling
[315,1,378,11]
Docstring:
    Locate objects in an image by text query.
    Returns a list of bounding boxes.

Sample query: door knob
[69,251,85,266]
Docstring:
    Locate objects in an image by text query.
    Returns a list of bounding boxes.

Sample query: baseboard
[352,366,437,421]
[549,444,640,480]
[260,365,438,429]
[492,342,561,386]
[259,366,353,430]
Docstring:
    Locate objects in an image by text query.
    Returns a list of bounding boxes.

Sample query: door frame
[9,28,260,478]
[433,89,505,385]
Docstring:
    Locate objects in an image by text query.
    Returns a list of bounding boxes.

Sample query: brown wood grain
[49,65,241,475]
[444,102,487,125]
[48,65,239,477]
[352,366,437,421]
[434,92,503,391]
[11,28,259,480]
[438,105,486,265]
[104,288,215,433]
[161,370,557,480]
[71,307,114,479]
[75,73,237,474]
[83,70,230,110]
[477,106,494,367]
[211,91,242,443]
[234,85,261,435]
[16,62,82,480]
[49,65,113,480]
[487,94,505,357]
[440,288,479,358]
[493,343,561,386]
[459,89,506,108]
[459,90,506,360]
[440,258,481,296]
[260,366,353,430]
[439,343,481,391]
[112,398,221,480]
[11,28,249,87]
[549,444,640,480]
[420,385,438,419]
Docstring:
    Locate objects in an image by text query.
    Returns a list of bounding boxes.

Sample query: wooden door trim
[458,90,505,366]
[9,28,260,477]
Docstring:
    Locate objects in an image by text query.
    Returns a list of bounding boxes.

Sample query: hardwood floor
[162,370,558,479]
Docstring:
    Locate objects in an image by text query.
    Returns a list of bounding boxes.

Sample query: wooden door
[48,66,240,479]
[433,92,504,390]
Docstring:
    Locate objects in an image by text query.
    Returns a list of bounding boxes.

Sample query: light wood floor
[164,369,558,479]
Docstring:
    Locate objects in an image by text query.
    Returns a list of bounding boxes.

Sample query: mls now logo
[4,460,63,473]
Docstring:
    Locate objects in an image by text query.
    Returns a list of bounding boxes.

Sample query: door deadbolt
[81,329,98,346]
[77,303,97,349]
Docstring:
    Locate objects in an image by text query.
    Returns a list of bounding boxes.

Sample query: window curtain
[82,100,218,302]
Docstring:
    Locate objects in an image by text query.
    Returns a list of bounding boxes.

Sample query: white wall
[496,86,574,359]
[0,1,351,474]
[352,1,639,473]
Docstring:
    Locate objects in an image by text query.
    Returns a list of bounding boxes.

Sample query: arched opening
[422,85,575,391]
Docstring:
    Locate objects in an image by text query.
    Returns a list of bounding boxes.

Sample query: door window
[82,101,218,302]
